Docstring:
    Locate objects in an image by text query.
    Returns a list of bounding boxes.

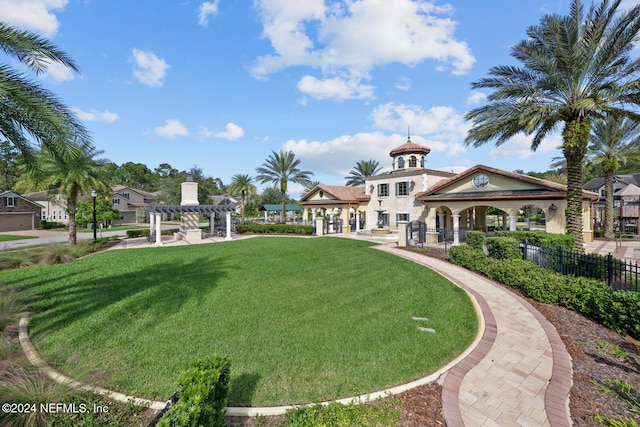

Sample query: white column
[225,212,232,240]
[150,212,155,236]
[356,212,361,232]
[209,214,215,236]
[264,211,268,222]
[509,216,518,231]
[452,214,461,246]
[155,213,163,246]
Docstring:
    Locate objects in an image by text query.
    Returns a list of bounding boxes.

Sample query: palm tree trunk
[562,119,590,252]
[241,190,245,223]
[67,182,79,245]
[604,168,615,240]
[280,179,287,223]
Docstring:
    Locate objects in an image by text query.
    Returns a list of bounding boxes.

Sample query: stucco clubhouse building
[300,137,599,243]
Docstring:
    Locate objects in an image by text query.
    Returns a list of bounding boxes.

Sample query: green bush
[235,223,313,235]
[486,237,521,260]
[466,230,485,251]
[39,220,64,230]
[255,398,403,427]
[450,244,640,337]
[158,355,230,427]
[126,229,146,238]
[494,230,575,251]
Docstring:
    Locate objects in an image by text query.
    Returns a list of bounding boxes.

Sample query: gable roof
[112,185,156,200]
[0,190,43,208]
[416,164,598,201]
[299,185,369,204]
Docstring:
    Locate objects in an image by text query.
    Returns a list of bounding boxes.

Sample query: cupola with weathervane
[389,130,431,171]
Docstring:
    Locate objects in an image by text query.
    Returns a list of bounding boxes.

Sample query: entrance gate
[323,217,343,234]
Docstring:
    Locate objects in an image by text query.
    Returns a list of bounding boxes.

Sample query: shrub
[466,230,485,251]
[126,229,146,238]
[494,230,575,251]
[235,223,313,235]
[486,237,521,260]
[39,243,84,266]
[255,397,403,427]
[158,355,231,427]
[450,246,640,338]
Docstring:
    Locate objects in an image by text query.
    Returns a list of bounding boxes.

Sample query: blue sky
[1,0,638,196]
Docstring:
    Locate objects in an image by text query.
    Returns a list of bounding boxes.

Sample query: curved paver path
[374,243,572,427]
[17,236,573,425]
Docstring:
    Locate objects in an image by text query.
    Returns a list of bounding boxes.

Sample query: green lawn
[0,234,38,242]
[0,237,477,406]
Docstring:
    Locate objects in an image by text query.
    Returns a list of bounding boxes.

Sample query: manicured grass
[0,237,477,406]
[0,234,38,242]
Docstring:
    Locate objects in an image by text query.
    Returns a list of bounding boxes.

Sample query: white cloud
[466,91,487,105]
[132,49,169,87]
[489,133,561,159]
[41,60,75,82]
[198,1,219,26]
[0,0,67,37]
[394,78,411,91]
[72,107,119,123]
[251,0,475,99]
[215,122,244,140]
[155,119,188,138]
[297,75,374,100]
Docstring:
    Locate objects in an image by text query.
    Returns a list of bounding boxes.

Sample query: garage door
[0,213,34,232]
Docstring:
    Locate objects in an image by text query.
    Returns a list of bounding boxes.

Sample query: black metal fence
[522,240,640,292]
[407,221,467,251]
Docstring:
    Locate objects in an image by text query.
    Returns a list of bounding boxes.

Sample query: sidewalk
[375,244,572,427]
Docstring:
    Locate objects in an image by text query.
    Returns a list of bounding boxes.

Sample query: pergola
[146,204,237,246]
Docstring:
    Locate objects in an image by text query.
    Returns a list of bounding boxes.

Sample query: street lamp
[91,190,97,243]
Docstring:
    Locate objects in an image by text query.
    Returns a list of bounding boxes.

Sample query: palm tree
[228,173,257,223]
[15,144,109,244]
[588,116,640,239]
[303,180,322,193]
[256,150,313,222]
[0,23,91,167]
[464,0,640,249]
[345,159,382,186]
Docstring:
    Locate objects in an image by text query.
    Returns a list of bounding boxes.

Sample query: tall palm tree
[588,116,640,239]
[0,23,91,167]
[228,173,257,223]
[345,159,382,186]
[256,150,313,222]
[303,180,322,193]
[464,0,640,249]
[15,144,109,244]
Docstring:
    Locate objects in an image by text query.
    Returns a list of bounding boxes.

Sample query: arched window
[420,156,425,167]
[397,157,405,168]
[409,156,417,167]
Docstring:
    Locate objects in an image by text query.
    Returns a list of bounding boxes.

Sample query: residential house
[583,174,640,233]
[27,190,68,225]
[111,186,157,224]
[0,190,42,232]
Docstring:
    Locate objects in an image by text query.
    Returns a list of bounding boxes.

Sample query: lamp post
[91,190,97,243]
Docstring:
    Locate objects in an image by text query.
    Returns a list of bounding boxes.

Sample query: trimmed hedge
[494,230,575,251]
[466,230,485,251]
[235,223,313,235]
[486,237,521,260]
[158,355,230,427]
[449,245,640,339]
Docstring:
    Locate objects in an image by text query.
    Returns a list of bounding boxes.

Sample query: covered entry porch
[415,165,598,245]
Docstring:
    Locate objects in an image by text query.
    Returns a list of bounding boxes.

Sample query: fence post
[523,239,528,261]
[557,245,563,274]
[607,253,613,289]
